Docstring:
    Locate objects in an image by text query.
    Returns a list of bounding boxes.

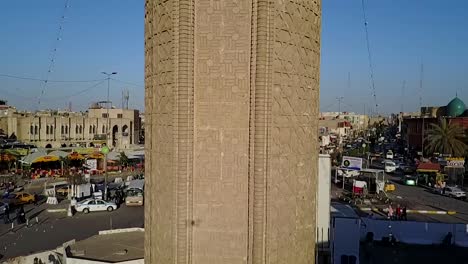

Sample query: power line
[42,80,106,101]
[0,80,106,102]
[320,101,338,111]
[37,0,71,107]
[111,78,144,88]
[336,97,345,113]
[0,73,104,83]
[361,0,379,115]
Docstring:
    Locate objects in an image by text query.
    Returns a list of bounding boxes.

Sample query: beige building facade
[0,106,141,149]
[145,0,321,263]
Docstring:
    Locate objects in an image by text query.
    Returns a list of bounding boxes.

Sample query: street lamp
[101,71,117,201]
[101,72,117,143]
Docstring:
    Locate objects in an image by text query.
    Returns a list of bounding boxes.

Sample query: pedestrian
[396,204,402,220]
[16,206,25,224]
[3,204,10,224]
[388,204,394,220]
[402,206,407,221]
[114,191,120,205]
[33,193,38,206]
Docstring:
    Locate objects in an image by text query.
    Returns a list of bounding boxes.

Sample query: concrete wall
[331,218,361,264]
[145,0,321,263]
[67,259,143,264]
[317,154,331,244]
[360,218,468,246]
[3,249,64,264]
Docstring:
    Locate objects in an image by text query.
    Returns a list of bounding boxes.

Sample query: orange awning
[34,155,59,163]
[87,152,104,159]
[68,152,84,160]
[0,153,17,162]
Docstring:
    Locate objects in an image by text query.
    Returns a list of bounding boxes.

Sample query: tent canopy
[48,150,69,158]
[21,151,60,164]
[107,151,121,161]
[68,152,84,160]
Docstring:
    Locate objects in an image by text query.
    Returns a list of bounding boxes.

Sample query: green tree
[119,152,129,166]
[425,119,467,157]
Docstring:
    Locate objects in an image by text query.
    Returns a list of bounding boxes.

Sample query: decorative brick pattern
[145,0,321,263]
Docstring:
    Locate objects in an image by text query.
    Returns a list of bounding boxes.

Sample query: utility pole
[401,80,406,113]
[101,71,117,201]
[419,64,424,158]
[336,96,344,114]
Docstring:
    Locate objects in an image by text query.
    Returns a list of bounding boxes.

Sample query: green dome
[446,97,466,117]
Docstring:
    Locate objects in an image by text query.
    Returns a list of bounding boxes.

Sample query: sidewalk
[46,200,70,213]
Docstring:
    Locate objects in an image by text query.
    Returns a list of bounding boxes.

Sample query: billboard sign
[341,156,363,170]
[86,159,98,170]
[446,157,465,167]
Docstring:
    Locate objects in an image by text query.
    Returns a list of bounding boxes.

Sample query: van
[125,179,144,206]
[386,150,394,160]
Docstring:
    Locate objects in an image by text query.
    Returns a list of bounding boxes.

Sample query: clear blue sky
[0,1,467,114]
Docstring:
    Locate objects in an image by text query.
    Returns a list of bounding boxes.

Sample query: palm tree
[119,152,129,167]
[425,119,467,157]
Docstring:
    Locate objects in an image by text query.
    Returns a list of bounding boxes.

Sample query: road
[331,169,468,223]
[0,202,144,260]
[387,173,468,223]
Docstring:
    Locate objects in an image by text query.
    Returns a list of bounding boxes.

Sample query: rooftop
[67,229,144,263]
[331,203,359,218]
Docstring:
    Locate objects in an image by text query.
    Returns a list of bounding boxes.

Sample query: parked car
[398,163,416,174]
[402,175,418,186]
[75,198,117,214]
[2,192,35,206]
[0,201,7,215]
[444,186,466,199]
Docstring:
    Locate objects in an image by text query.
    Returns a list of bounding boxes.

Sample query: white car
[0,201,7,215]
[445,186,466,199]
[383,161,397,173]
[75,198,117,214]
[386,151,394,160]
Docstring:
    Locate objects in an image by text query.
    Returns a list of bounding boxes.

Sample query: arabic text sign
[446,158,465,167]
[341,156,363,170]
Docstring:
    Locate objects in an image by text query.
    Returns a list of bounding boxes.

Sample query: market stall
[21,151,62,178]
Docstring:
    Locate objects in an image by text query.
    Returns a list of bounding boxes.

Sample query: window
[76,125,79,134]
[102,113,108,118]
[65,126,68,134]
[117,113,123,118]
[102,125,105,133]
[88,200,96,205]
[93,125,96,134]
[89,125,92,134]
[50,126,54,134]
[30,125,34,134]
[46,126,49,135]
[80,125,83,134]
[34,126,38,135]
[97,200,106,205]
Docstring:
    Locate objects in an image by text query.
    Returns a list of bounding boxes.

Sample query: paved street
[332,170,468,223]
[0,202,144,260]
[386,173,468,223]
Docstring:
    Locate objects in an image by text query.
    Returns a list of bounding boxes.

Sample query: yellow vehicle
[384,182,396,192]
[56,186,70,197]
[15,192,36,204]
[4,192,35,205]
